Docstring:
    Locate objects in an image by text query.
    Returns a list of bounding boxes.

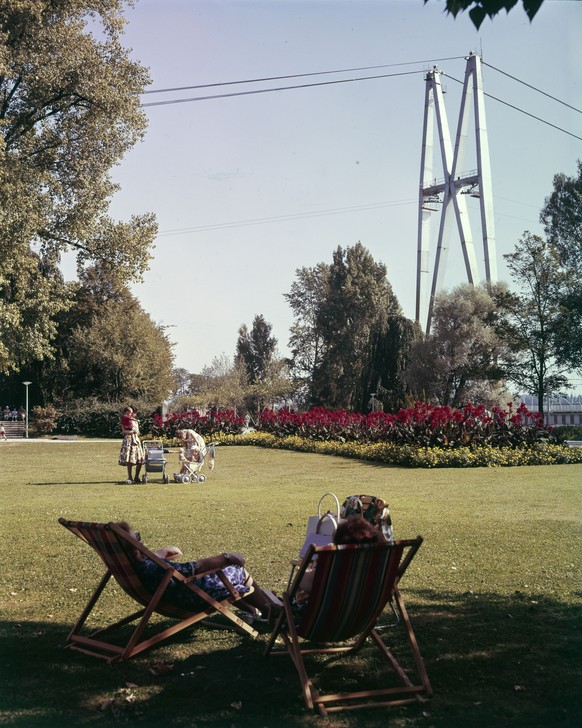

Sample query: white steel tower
[416,52,497,333]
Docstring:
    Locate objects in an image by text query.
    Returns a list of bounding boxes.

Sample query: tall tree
[494,233,568,415]
[65,294,175,403]
[405,283,505,407]
[311,242,403,411]
[9,267,175,405]
[284,263,329,404]
[0,0,156,374]
[235,315,277,385]
[540,161,582,373]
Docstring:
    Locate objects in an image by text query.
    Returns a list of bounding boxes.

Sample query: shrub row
[54,399,159,438]
[217,431,582,468]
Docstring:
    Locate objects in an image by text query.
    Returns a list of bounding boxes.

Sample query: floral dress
[118,418,145,466]
[135,556,250,612]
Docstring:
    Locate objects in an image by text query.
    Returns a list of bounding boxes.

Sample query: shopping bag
[300,492,340,557]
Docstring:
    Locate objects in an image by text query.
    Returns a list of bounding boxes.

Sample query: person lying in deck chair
[118,522,272,622]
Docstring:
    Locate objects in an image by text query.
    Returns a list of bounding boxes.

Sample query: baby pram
[141,440,169,484]
[173,436,217,484]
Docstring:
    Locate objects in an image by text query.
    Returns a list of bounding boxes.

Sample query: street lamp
[22,381,31,438]
[370,393,377,413]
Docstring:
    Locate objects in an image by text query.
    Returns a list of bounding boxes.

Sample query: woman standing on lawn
[118,406,145,484]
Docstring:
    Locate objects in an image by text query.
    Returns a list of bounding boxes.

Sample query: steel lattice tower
[416,52,497,333]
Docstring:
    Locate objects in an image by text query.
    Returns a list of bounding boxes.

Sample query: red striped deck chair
[58,519,258,662]
[264,537,432,715]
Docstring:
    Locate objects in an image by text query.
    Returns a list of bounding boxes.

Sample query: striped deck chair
[264,538,432,715]
[58,519,258,662]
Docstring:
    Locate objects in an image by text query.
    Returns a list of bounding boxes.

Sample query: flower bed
[216,431,582,468]
[150,402,579,467]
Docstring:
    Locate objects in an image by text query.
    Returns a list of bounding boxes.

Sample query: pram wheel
[181,475,191,483]
[197,474,206,483]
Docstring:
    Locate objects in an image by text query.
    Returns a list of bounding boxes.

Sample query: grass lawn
[0,440,580,728]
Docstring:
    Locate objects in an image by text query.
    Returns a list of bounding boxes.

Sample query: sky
[99,0,581,376]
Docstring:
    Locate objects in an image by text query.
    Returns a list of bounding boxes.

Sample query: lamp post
[370,393,377,413]
[22,381,31,438]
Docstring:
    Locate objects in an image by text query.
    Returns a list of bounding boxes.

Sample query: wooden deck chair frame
[264,537,432,715]
[59,519,258,663]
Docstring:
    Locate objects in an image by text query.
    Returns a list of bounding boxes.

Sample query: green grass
[0,441,581,728]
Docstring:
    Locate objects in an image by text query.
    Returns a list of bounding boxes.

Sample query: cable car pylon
[416,52,497,334]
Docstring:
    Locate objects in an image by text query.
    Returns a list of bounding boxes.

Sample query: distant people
[0,423,6,441]
[3,406,11,421]
[18,407,25,422]
[118,406,145,484]
[11,408,18,421]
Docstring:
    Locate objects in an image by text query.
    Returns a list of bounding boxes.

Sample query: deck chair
[264,538,432,715]
[58,518,258,662]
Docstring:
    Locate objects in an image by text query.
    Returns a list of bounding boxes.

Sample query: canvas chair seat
[58,519,258,662]
[264,538,432,715]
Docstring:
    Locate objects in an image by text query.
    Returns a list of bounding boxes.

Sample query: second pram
[173,431,216,484]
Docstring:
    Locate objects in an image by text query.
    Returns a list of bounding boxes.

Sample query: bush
[32,405,58,434]
[552,425,582,443]
[216,431,582,468]
[55,399,160,438]
[151,408,245,440]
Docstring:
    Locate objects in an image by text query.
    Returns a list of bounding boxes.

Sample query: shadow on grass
[29,481,126,487]
[1,589,580,728]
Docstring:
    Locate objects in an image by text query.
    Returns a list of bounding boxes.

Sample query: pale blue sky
[103,0,581,374]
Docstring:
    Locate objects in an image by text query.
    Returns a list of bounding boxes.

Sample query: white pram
[173,431,216,484]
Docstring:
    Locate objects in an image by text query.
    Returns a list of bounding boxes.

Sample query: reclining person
[117,522,272,621]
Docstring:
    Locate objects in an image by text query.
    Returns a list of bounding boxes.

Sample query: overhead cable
[142,56,467,95]
[142,70,425,107]
[157,198,417,236]
[446,74,582,142]
[482,61,582,115]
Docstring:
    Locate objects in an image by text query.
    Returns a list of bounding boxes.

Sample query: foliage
[494,233,568,414]
[425,0,545,29]
[405,284,506,407]
[1,266,175,406]
[171,367,192,399]
[235,314,277,385]
[284,263,329,403]
[222,430,582,468]
[540,161,582,374]
[552,425,582,444]
[31,405,58,434]
[290,242,410,411]
[256,401,552,450]
[55,398,159,438]
[151,408,246,440]
[0,0,157,374]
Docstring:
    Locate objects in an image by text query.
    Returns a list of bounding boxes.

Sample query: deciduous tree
[0,0,156,374]
[284,263,329,404]
[405,283,506,407]
[540,161,582,373]
[494,233,568,415]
